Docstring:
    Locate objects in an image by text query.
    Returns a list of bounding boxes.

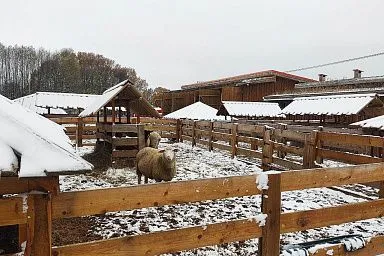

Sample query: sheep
[136,146,178,184]
[146,131,161,149]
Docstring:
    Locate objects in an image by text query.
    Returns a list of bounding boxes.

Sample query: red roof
[181,70,315,90]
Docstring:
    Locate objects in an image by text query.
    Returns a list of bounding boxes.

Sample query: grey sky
[1,0,384,90]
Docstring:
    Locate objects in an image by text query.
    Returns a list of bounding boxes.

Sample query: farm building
[13,92,100,115]
[350,114,384,136]
[80,79,160,162]
[264,70,384,108]
[217,101,282,120]
[0,93,92,254]
[164,101,225,120]
[153,70,314,115]
[281,93,384,124]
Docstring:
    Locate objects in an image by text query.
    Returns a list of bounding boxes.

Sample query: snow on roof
[164,102,225,120]
[0,94,93,177]
[218,101,282,117]
[14,92,99,114]
[281,93,378,116]
[80,80,160,118]
[350,115,384,130]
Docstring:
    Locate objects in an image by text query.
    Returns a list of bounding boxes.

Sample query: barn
[153,70,314,115]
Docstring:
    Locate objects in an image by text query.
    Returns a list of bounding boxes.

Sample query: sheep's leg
[137,173,142,184]
[144,176,149,184]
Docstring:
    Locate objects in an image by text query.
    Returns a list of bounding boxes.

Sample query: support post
[192,120,196,147]
[76,117,83,147]
[111,98,116,124]
[316,126,324,164]
[303,131,317,168]
[258,172,281,256]
[180,120,184,143]
[208,121,214,151]
[103,106,107,123]
[176,119,181,142]
[231,123,238,158]
[138,124,145,150]
[277,124,287,159]
[262,128,272,171]
[30,193,52,256]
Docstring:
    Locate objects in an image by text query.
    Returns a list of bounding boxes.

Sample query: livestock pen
[2,117,384,255]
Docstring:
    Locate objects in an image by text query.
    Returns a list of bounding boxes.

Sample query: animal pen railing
[2,163,384,255]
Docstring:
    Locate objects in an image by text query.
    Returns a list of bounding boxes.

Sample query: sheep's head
[159,147,178,163]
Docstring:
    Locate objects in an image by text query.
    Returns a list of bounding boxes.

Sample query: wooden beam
[281,163,384,191]
[318,131,384,148]
[258,172,281,256]
[317,148,381,164]
[31,193,52,256]
[0,197,27,226]
[52,218,262,256]
[281,199,384,234]
[52,175,261,219]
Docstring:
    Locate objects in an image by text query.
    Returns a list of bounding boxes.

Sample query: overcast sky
[1,0,384,89]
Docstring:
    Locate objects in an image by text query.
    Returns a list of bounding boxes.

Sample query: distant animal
[136,146,178,184]
[146,131,161,149]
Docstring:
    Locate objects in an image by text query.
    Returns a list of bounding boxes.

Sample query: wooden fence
[2,163,384,255]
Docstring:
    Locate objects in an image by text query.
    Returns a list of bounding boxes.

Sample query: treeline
[0,43,153,101]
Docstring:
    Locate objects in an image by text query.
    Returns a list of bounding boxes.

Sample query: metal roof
[282,93,380,116]
[217,101,282,117]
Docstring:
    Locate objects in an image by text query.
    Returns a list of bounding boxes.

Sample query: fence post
[231,123,238,158]
[30,193,52,256]
[180,120,184,143]
[176,119,181,142]
[192,120,196,147]
[76,117,83,147]
[303,131,317,168]
[262,128,273,171]
[137,124,145,150]
[208,121,214,151]
[277,124,287,159]
[258,171,281,256]
[316,126,324,164]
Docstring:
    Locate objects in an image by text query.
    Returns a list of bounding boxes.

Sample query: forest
[0,42,154,101]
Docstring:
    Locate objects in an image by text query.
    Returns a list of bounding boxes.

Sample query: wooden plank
[308,235,384,255]
[195,129,211,137]
[272,157,303,170]
[112,124,139,133]
[258,172,281,256]
[212,142,232,152]
[195,120,211,127]
[112,137,138,146]
[181,135,192,141]
[262,129,272,171]
[231,123,238,158]
[212,131,232,141]
[0,177,59,195]
[318,131,384,148]
[112,150,138,158]
[52,175,261,219]
[271,141,304,156]
[281,199,384,234]
[274,129,306,142]
[31,193,52,256]
[52,218,262,256]
[237,135,263,146]
[82,134,96,140]
[0,197,27,226]
[281,162,384,191]
[144,125,177,132]
[317,148,381,164]
[237,147,263,159]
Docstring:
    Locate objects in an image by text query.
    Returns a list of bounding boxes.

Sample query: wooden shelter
[153,70,314,115]
[79,79,161,161]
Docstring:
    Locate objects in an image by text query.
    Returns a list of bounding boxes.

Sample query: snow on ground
[58,139,384,255]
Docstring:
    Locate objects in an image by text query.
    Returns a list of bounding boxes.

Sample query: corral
[2,116,384,255]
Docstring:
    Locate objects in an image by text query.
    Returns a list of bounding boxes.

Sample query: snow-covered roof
[282,93,379,116]
[0,94,93,177]
[350,115,384,130]
[14,92,99,114]
[217,101,282,117]
[79,80,160,118]
[164,102,225,120]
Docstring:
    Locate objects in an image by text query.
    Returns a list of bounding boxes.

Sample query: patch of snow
[256,173,269,190]
[326,249,334,255]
